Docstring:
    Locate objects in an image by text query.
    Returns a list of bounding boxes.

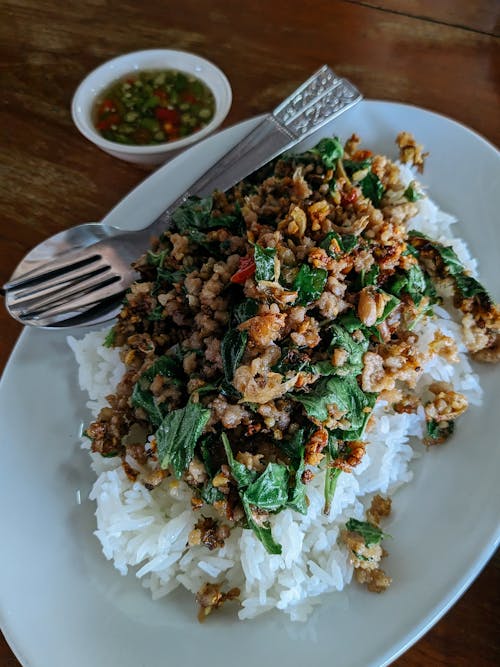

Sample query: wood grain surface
[0,1,499,665]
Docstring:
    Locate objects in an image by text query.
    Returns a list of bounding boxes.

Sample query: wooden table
[1,1,498,664]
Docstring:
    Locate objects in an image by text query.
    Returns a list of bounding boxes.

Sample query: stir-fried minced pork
[85,132,498,616]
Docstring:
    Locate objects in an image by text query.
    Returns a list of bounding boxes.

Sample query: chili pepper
[341,189,358,206]
[230,255,256,283]
[155,108,180,124]
[97,113,121,130]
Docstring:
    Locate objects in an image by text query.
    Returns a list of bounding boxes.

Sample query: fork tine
[10,271,122,317]
[3,250,102,291]
[7,263,110,302]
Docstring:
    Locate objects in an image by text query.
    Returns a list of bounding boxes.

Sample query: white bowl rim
[71,48,232,155]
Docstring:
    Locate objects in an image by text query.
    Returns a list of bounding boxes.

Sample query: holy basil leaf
[361,264,380,287]
[408,232,492,306]
[233,297,259,324]
[156,401,210,478]
[342,158,372,176]
[103,326,116,348]
[324,450,342,515]
[241,497,282,555]
[375,291,400,324]
[403,184,423,202]
[310,136,344,168]
[221,432,257,488]
[293,264,328,305]
[360,171,384,207]
[293,375,377,440]
[326,322,369,376]
[345,518,386,547]
[426,418,455,443]
[320,231,359,257]
[172,196,213,233]
[243,462,289,511]
[221,328,248,386]
[200,481,225,505]
[131,356,182,427]
[287,455,308,515]
[253,244,276,281]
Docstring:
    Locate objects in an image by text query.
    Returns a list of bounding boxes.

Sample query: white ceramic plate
[1,101,499,667]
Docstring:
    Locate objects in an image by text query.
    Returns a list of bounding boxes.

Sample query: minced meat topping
[86,133,499,593]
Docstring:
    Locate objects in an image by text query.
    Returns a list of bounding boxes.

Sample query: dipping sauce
[93,69,216,145]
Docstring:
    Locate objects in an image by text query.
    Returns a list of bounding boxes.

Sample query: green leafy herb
[342,158,372,175]
[324,448,342,515]
[156,401,211,478]
[359,172,384,207]
[292,375,377,440]
[408,231,492,306]
[131,356,182,427]
[403,184,423,202]
[387,264,437,307]
[310,136,344,168]
[345,518,387,546]
[241,497,282,555]
[293,264,328,305]
[172,196,213,233]
[325,322,369,377]
[103,327,116,348]
[221,432,257,488]
[426,418,455,443]
[243,463,289,511]
[320,231,359,257]
[361,264,380,287]
[221,328,248,386]
[253,244,277,281]
[233,297,259,324]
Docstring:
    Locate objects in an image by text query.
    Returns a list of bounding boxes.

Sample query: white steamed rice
[67,162,482,622]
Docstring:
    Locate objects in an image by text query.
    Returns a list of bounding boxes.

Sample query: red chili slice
[155,107,180,124]
[341,189,358,206]
[230,255,256,283]
[97,113,121,130]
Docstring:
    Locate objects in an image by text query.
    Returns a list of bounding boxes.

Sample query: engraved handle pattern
[285,78,362,135]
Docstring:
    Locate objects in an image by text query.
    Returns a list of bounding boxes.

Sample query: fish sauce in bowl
[93,69,216,146]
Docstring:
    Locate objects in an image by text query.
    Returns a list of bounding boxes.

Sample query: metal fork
[3,66,362,327]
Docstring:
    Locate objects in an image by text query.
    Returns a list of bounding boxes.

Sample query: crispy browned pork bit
[195,582,241,622]
[86,131,498,567]
[341,495,392,593]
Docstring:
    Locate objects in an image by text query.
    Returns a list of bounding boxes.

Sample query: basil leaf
[324,448,342,515]
[243,462,289,511]
[242,497,282,555]
[156,401,211,478]
[345,518,386,546]
[409,232,492,306]
[403,184,423,202]
[233,297,259,324]
[361,264,380,287]
[172,196,213,233]
[326,322,369,377]
[221,328,248,386]
[293,264,328,305]
[375,290,400,324]
[320,231,358,257]
[426,418,455,442]
[253,244,276,281]
[311,136,344,168]
[287,453,308,515]
[131,356,182,427]
[103,326,116,348]
[221,432,257,488]
[343,158,372,175]
[293,375,377,440]
[360,172,384,207]
[200,482,225,505]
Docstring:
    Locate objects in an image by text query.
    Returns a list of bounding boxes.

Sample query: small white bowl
[71,49,232,166]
